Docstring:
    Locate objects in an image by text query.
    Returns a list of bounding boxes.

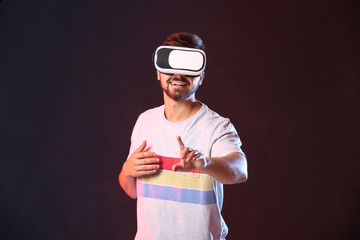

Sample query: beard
[161,75,199,101]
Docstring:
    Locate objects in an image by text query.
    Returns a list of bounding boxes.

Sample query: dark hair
[163,32,205,50]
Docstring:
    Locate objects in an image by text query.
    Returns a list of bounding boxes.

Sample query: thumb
[134,140,147,153]
[172,162,182,172]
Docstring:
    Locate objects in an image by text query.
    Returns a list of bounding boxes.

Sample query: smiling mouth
[170,81,188,86]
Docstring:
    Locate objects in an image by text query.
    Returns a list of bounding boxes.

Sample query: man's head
[156,32,206,101]
[162,32,205,50]
[154,32,206,76]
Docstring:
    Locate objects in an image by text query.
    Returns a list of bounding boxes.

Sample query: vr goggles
[153,46,206,76]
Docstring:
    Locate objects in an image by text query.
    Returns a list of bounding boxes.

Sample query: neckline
[162,102,206,125]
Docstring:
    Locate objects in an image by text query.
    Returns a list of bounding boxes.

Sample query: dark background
[1,0,359,239]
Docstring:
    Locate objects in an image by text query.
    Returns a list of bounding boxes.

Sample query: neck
[163,95,201,122]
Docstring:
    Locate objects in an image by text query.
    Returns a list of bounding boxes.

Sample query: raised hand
[172,136,207,172]
[123,140,160,177]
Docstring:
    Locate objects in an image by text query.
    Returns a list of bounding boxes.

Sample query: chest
[142,121,214,158]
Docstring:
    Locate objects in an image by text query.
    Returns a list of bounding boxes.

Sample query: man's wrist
[196,156,209,171]
[122,161,134,178]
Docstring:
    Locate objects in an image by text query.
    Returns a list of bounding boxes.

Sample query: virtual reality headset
[153,46,206,76]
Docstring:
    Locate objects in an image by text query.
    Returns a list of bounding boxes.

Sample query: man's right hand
[123,140,160,178]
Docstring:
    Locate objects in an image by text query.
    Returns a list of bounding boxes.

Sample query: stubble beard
[164,84,190,101]
[161,75,199,101]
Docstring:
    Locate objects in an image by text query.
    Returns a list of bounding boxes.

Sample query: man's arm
[119,140,160,198]
[172,136,248,184]
[119,166,137,199]
[202,152,248,184]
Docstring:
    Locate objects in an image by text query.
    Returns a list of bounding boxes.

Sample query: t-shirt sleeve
[127,114,143,159]
[210,119,245,158]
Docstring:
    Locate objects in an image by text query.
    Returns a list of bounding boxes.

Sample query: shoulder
[198,103,239,136]
[137,105,164,120]
[133,105,164,131]
[131,105,163,137]
[198,103,243,156]
[199,103,231,125]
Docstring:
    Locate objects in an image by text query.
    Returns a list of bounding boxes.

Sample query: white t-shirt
[128,103,244,240]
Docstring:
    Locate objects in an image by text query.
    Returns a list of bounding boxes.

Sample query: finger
[193,152,202,160]
[181,159,186,168]
[139,157,160,165]
[134,140,147,153]
[137,151,157,159]
[136,163,160,171]
[177,136,185,151]
[136,169,158,177]
[180,147,189,159]
[185,150,195,162]
[172,162,182,171]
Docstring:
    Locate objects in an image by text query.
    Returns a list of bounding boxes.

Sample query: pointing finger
[177,136,185,151]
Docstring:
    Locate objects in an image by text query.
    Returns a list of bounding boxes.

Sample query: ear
[199,72,205,85]
[156,71,161,81]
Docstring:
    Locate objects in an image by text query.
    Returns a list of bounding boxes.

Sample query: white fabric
[128,102,244,240]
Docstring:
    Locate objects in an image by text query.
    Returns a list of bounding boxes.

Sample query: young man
[119,32,248,240]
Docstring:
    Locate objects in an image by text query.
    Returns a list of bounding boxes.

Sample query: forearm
[119,162,138,199]
[200,152,248,184]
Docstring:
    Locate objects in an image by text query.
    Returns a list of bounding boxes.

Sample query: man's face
[157,71,204,101]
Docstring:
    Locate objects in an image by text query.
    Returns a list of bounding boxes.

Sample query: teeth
[171,82,187,86]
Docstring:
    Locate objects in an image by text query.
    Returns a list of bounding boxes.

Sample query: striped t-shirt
[128,103,244,240]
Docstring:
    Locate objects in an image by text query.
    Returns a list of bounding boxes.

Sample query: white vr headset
[153,46,206,76]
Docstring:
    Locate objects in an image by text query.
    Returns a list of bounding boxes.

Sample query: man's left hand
[172,136,208,172]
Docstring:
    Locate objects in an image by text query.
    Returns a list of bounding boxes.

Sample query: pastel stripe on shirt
[137,155,216,205]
